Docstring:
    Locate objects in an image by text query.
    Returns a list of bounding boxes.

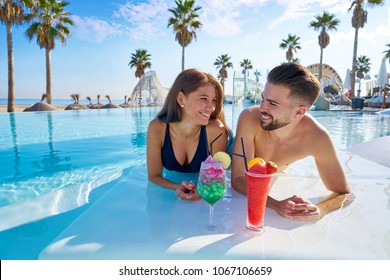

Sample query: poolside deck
[38,137,390,260]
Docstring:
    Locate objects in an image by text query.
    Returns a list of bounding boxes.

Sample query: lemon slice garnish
[213,151,231,169]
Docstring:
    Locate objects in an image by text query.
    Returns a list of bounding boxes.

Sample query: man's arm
[231,108,257,195]
[317,192,355,218]
[310,129,353,218]
[267,126,353,221]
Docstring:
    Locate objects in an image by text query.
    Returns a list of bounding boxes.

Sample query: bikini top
[161,123,208,173]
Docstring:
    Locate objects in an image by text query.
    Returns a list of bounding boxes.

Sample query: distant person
[147,69,231,201]
[231,62,353,221]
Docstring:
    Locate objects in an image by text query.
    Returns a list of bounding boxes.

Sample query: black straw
[240,137,248,172]
[209,133,223,155]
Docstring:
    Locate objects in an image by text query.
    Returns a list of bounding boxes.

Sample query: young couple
[147,63,353,221]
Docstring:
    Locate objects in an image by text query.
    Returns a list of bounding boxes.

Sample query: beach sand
[0,104,67,113]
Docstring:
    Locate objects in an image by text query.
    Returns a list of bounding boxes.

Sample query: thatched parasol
[102,95,121,109]
[65,93,90,110]
[23,94,58,112]
[120,95,132,108]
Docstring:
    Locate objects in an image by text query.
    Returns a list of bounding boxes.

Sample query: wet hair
[157,68,232,146]
[267,62,321,107]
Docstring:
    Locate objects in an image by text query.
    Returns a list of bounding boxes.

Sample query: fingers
[291,203,317,212]
[277,196,320,221]
[287,209,321,221]
[176,184,201,201]
[182,180,196,190]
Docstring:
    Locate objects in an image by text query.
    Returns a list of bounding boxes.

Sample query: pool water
[0,105,389,259]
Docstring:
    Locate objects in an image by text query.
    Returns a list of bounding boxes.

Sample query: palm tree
[384,43,390,63]
[25,0,74,105]
[128,49,152,79]
[214,54,233,92]
[240,59,253,99]
[356,55,371,96]
[0,0,34,112]
[167,0,202,71]
[309,11,340,83]
[348,0,384,98]
[279,34,301,63]
[291,57,301,63]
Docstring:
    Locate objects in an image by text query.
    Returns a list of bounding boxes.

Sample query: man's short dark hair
[267,63,321,107]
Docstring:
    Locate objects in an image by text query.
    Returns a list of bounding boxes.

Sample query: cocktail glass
[197,156,226,231]
[245,171,273,232]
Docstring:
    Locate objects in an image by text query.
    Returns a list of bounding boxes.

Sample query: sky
[0,0,389,101]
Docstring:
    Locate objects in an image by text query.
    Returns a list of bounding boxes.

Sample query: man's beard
[260,113,290,131]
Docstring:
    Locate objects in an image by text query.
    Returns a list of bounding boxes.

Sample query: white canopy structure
[129,71,167,107]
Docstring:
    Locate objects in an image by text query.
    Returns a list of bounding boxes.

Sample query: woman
[147,69,231,201]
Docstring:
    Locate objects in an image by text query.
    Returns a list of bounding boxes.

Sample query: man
[231,63,353,221]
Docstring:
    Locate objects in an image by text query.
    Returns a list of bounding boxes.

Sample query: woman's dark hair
[267,62,321,107]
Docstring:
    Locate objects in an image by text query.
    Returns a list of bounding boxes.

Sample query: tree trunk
[181,45,185,71]
[46,48,52,104]
[350,27,359,99]
[319,47,324,83]
[6,23,15,113]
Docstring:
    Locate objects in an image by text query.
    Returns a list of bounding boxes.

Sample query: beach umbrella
[24,102,58,112]
[377,57,388,109]
[23,94,58,112]
[102,95,121,109]
[343,68,351,93]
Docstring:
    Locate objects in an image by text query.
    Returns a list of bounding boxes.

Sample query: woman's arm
[147,119,180,190]
[146,119,201,201]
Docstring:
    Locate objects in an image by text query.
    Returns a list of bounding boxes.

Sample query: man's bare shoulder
[239,106,260,120]
[301,114,332,144]
[302,114,328,133]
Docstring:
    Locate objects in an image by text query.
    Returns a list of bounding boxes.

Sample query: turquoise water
[0,104,389,259]
[0,98,125,106]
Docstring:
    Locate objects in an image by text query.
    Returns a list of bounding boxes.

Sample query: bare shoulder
[241,106,259,117]
[208,118,225,129]
[238,106,260,123]
[148,118,165,134]
[207,118,227,140]
[301,114,333,147]
[302,114,329,135]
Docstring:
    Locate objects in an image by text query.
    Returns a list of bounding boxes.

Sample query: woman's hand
[176,180,201,201]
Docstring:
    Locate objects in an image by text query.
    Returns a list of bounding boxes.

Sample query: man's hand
[271,195,321,221]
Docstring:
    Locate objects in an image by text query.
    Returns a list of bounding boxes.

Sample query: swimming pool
[0,105,389,259]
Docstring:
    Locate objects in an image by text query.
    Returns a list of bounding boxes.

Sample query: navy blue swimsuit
[161,123,208,173]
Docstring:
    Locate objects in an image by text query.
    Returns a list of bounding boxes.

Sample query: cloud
[267,0,352,29]
[114,0,169,41]
[198,0,268,37]
[72,15,123,43]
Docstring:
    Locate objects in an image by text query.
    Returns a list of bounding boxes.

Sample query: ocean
[0,98,124,106]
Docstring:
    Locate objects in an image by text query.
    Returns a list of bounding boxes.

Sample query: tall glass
[245,171,273,232]
[197,156,226,231]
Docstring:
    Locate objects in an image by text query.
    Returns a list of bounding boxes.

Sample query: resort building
[231,70,263,103]
[129,71,167,107]
[307,63,343,96]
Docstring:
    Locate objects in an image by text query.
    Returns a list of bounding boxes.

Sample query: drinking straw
[209,133,223,155]
[240,137,249,172]
[231,138,249,172]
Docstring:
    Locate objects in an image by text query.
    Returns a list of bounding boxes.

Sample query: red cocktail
[245,171,273,232]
